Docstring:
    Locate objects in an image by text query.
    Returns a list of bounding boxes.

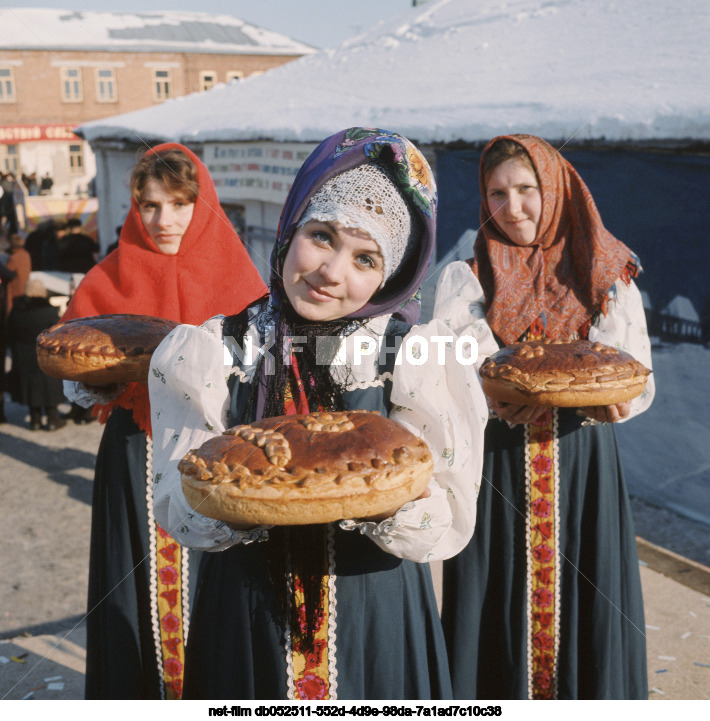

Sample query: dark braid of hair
[243,304,355,421]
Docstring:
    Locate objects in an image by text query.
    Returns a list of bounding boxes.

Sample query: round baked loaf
[179,410,434,526]
[480,339,651,407]
[36,313,178,385]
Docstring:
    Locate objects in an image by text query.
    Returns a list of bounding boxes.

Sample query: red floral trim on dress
[522,324,560,699]
[155,524,187,699]
[526,408,559,700]
[291,567,331,699]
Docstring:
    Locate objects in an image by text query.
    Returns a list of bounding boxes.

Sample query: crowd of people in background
[0,209,98,429]
[0,171,58,241]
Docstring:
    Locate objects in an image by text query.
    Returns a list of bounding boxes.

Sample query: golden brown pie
[179,410,434,526]
[480,339,651,407]
[36,313,178,385]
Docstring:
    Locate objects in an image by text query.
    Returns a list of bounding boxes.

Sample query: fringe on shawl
[94,382,152,437]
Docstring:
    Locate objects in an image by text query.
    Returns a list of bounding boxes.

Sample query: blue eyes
[309,230,378,270]
[312,230,331,244]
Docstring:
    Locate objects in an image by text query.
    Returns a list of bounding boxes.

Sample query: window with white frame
[0,67,16,103]
[61,67,83,102]
[226,71,244,83]
[152,69,172,102]
[200,71,217,92]
[0,144,18,173]
[95,68,117,102]
[68,143,84,174]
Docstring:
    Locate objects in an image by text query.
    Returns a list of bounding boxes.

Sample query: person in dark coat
[25,220,68,271]
[57,217,98,273]
[0,256,16,424]
[39,172,54,195]
[1,172,19,236]
[7,279,66,430]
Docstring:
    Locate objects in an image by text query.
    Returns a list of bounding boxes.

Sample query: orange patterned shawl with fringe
[471,134,635,344]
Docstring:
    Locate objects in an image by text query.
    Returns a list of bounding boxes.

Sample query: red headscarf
[471,134,636,345]
[63,142,267,431]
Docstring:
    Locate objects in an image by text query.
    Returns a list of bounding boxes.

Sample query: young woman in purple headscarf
[149,127,487,700]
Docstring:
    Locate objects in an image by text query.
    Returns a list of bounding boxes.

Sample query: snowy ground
[616,341,710,532]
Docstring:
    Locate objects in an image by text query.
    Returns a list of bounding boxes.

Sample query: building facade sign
[204,141,316,204]
[0,124,78,144]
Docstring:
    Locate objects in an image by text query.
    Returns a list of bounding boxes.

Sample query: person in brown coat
[4,233,32,317]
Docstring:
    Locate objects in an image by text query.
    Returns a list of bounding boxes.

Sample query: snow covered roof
[0,8,315,55]
[661,296,701,322]
[76,0,710,146]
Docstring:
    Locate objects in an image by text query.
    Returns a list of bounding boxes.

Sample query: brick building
[0,8,314,233]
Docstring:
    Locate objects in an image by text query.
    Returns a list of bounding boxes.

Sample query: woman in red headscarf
[63,143,266,699]
[436,135,655,700]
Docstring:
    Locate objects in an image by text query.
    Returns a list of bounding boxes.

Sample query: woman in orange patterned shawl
[437,134,655,699]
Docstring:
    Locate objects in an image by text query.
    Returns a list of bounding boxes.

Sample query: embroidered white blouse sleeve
[588,278,655,420]
[432,260,501,371]
[341,318,489,563]
[149,316,268,552]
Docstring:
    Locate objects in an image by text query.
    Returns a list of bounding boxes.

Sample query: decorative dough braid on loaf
[179,410,434,525]
[480,339,651,407]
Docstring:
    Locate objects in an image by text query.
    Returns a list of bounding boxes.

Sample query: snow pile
[76,0,710,145]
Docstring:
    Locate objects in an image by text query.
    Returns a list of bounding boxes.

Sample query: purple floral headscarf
[269,127,437,324]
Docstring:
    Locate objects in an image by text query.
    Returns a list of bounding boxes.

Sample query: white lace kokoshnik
[148,311,489,561]
[297,162,414,286]
[432,261,656,421]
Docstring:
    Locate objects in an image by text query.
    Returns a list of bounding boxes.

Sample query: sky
[11,0,418,49]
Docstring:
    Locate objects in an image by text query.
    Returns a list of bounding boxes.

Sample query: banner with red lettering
[0,124,79,143]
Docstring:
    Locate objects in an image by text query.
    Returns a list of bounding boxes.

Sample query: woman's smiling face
[485,157,542,247]
[282,220,385,322]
